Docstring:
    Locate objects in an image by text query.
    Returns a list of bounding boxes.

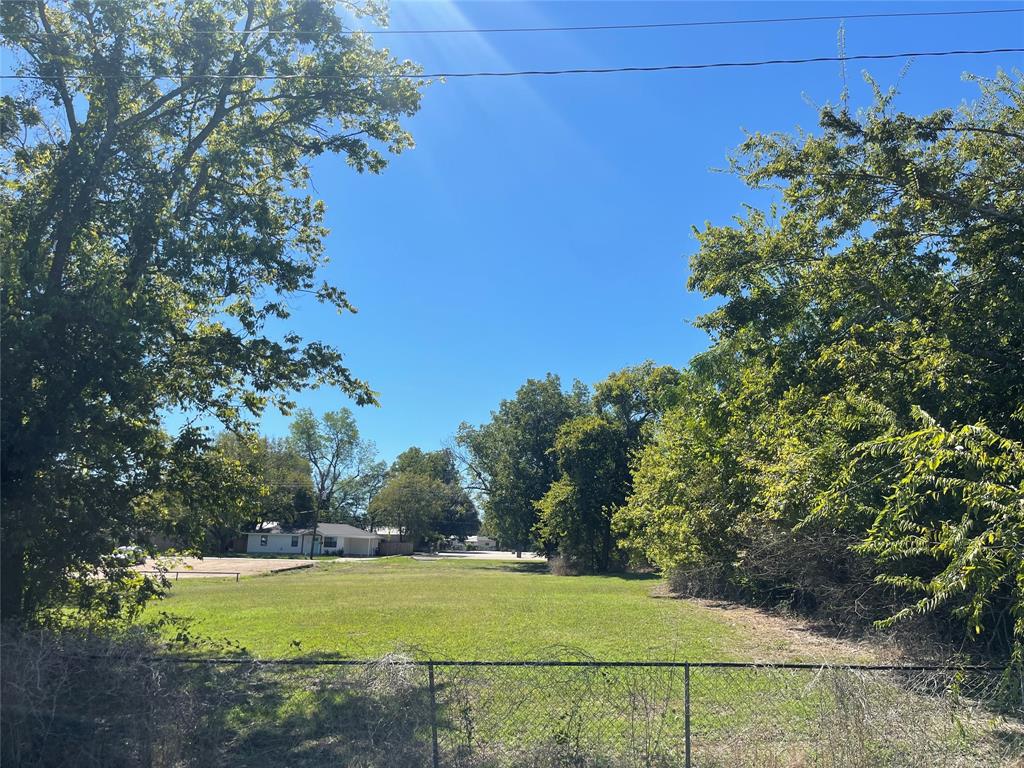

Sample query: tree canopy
[0,0,422,620]
[534,363,681,570]
[534,415,629,571]
[617,73,1024,656]
[456,375,590,552]
[386,447,478,537]
[367,472,449,544]
[287,408,381,522]
[207,433,313,549]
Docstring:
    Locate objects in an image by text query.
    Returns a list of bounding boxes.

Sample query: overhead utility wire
[353,7,1024,35]
[417,48,1024,79]
[3,5,1022,36]
[131,6,1024,36]
[3,47,1022,81]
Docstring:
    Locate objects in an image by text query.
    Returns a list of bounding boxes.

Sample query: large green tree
[619,73,1024,651]
[537,362,681,571]
[287,408,379,555]
[0,0,422,619]
[535,415,629,572]
[367,472,448,544]
[455,375,589,553]
[388,447,478,537]
[613,368,753,581]
[593,361,682,446]
[208,433,313,550]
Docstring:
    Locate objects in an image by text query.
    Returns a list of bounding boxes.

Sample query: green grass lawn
[147,557,752,660]
[128,559,1013,767]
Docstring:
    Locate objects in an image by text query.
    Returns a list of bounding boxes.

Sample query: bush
[1,627,203,768]
[0,628,435,768]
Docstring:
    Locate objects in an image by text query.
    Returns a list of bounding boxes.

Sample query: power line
[355,7,1024,36]
[3,4,1022,36]
[2,47,1021,81]
[419,49,1024,79]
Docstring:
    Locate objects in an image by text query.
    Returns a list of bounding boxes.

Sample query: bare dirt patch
[138,556,315,579]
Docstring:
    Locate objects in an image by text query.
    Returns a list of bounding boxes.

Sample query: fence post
[428,661,440,768]
[684,662,691,768]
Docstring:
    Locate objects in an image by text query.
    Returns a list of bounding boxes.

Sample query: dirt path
[652,587,897,664]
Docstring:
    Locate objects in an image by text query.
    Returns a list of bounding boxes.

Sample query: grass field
[29,557,1017,767]
[147,557,762,660]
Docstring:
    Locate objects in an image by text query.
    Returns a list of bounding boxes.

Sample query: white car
[110,545,146,566]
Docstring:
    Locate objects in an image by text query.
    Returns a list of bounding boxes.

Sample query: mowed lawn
[147,557,751,660]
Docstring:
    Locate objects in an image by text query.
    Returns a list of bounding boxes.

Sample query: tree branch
[35,1,78,138]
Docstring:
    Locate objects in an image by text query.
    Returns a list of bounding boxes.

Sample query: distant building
[245,523,381,556]
[370,526,404,542]
[466,535,497,550]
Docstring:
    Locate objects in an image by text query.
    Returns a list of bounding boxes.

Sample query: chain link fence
[429,660,1022,768]
[3,638,1022,767]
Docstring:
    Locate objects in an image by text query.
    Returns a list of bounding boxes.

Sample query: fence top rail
[84,655,1004,673]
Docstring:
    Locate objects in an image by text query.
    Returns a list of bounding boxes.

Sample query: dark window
[291,536,299,547]
[259,535,268,547]
[323,536,338,548]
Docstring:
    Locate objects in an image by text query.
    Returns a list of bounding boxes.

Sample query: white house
[245,523,381,556]
[466,535,497,550]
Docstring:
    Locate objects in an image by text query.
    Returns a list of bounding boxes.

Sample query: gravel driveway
[137,556,315,578]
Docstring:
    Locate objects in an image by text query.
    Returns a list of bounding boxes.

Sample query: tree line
[458,75,1023,660]
[200,410,479,554]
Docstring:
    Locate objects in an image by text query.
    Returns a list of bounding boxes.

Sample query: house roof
[316,523,379,539]
[250,523,379,539]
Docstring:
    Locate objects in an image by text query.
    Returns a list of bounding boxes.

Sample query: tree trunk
[309,513,318,560]
[601,520,613,572]
[0,538,26,620]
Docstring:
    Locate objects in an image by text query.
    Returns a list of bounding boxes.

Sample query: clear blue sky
[223,2,1023,461]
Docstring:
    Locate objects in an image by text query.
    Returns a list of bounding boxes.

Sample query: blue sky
[229,2,1022,460]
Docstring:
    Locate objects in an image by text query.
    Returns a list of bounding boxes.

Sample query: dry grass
[673,595,890,665]
[3,629,1021,768]
[1,630,437,768]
